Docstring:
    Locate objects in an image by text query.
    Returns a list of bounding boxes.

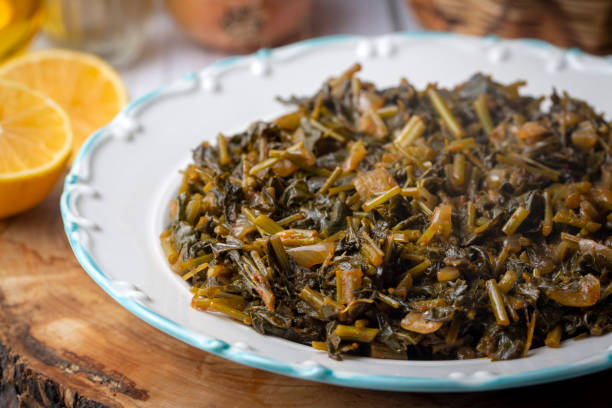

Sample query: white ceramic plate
[61,33,612,392]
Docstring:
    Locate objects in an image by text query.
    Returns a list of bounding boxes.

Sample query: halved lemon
[0,79,72,218]
[0,49,128,160]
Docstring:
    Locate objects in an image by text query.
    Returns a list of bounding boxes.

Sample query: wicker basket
[407,0,612,55]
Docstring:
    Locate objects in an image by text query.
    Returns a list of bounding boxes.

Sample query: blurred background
[2,0,611,99]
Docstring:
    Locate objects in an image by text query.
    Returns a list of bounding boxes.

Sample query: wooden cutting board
[0,180,610,408]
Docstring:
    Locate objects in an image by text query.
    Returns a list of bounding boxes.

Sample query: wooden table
[4,1,609,406]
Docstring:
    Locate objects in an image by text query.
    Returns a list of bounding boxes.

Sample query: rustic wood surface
[0,181,610,407]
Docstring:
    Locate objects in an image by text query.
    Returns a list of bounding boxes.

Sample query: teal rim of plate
[60,31,612,392]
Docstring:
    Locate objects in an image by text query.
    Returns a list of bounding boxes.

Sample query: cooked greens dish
[161,64,612,361]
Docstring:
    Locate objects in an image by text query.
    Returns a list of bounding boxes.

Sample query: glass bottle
[42,0,153,66]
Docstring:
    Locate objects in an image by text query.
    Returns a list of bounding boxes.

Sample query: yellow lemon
[0,49,128,160]
[0,79,72,218]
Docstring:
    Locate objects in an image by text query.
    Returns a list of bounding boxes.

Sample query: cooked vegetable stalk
[375,291,401,308]
[327,184,354,196]
[473,94,494,135]
[217,133,230,165]
[362,186,401,212]
[427,86,465,138]
[269,235,291,273]
[451,153,466,186]
[400,187,420,198]
[418,204,452,245]
[335,324,379,342]
[319,166,343,194]
[487,280,510,326]
[178,254,213,271]
[497,269,517,293]
[502,206,530,236]
[448,137,476,152]
[299,287,341,318]
[277,212,305,226]
[545,325,562,348]
[406,259,432,278]
[395,115,426,147]
[360,232,384,267]
[185,194,202,224]
[553,210,601,232]
[253,214,284,234]
[466,201,476,232]
[181,262,208,281]
[522,311,537,357]
[395,272,413,298]
[543,190,553,236]
[192,298,252,325]
[310,118,345,142]
[336,269,363,304]
[392,230,421,242]
[249,157,279,176]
